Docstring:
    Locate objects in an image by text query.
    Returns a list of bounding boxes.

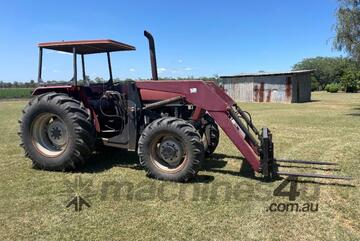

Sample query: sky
[0,0,344,82]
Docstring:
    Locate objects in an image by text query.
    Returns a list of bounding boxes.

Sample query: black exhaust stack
[144,30,159,80]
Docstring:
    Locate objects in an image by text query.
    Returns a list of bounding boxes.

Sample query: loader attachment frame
[136,80,352,181]
[136,80,274,176]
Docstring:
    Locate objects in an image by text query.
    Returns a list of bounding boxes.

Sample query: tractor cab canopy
[37,39,136,85]
[38,40,135,54]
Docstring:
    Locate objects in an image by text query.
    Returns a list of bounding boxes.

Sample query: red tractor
[19,31,350,182]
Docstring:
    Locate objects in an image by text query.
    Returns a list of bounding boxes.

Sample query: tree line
[0,76,218,89]
[292,56,359,92]
[2,58,360,93]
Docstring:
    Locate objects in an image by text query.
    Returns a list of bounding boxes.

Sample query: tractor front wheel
[19,92,96,170]
[138,117,204,182]
[201,114,220,156]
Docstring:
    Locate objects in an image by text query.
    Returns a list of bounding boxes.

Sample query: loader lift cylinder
[234,105,261,137]
[229,107,260,150]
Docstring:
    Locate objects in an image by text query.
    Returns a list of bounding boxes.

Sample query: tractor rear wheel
[201,114,220,156]
[19,92,96,170]
[138,117,204,182]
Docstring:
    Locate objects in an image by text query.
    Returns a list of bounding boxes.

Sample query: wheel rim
[149,132,187,173]
[30,113,69,157]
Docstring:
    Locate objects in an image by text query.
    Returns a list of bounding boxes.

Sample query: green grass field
[0,88,32,99]
[0,92,359,241]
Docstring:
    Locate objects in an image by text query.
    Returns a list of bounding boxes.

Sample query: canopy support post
[107,52,113,85]
[73,47,77,86]
[38,47,43,83]
[81,54,86,82]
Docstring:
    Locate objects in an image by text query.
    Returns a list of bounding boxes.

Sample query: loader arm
[136,80,352,181]
[136,80,268,175]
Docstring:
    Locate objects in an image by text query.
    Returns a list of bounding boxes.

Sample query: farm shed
[219,70,313,103]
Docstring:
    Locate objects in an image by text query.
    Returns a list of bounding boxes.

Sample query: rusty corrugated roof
[38,39,136,54]
[220,70,314,78]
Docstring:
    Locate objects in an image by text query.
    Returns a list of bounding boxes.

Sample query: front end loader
[19,31,352,182]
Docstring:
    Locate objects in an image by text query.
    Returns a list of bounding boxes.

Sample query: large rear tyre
[19,92,96,170]
[138,117,204,182]
[201,114,220,156]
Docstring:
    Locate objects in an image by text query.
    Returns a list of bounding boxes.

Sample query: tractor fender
[32,85,101,132]
[32,85,74,96]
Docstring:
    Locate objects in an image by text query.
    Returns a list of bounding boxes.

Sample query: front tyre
[138,117,204,182]
[19,92,96,170]
[201,114,220,156]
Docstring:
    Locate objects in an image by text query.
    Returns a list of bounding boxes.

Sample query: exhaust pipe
[144,30,159,80]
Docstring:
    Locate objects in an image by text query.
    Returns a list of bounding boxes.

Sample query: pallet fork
[231,104,352,181]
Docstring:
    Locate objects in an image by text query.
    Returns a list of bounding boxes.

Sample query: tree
[293,56,357,89]
[29,80,36,88]
[334,0,360,62]
[340,69,360,92]
[293,56,359,92]
[94,77,105,83]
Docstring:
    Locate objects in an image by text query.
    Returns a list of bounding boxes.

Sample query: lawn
[0,92,359,241]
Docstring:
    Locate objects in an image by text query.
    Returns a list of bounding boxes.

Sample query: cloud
[157,67,167,73]
[184,67,192,71]
[52,69,60,73]
[129,68,136,72]
[178,59,183,63]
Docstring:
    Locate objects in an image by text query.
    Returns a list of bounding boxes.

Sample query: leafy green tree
[29,80,36,88]
[292,56,358,89]
[334,0,360,62]
[340,69,360,92]
[310,76,320,91]
[94,77,105,83]
[325,83,341,93]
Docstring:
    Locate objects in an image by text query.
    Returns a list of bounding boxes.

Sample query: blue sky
[0,0,344,82]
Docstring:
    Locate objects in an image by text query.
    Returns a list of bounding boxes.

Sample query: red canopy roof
[38,39,136,54]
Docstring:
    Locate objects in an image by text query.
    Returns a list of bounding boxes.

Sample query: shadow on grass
[202,153,277,182]
[76,146,215,183]
[296,180,356,188]
[278,164,341,172]
[347,106,360,116]
[77,147,141,173]
[347,113,360,116]
[75,148,261,182]
[204,154,354,186]
[72,149,352,186]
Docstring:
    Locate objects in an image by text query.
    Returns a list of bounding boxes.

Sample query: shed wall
[220,77,254,102]
[252,75,292,103]
[219,73,311,103]
[293,74,311,102]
